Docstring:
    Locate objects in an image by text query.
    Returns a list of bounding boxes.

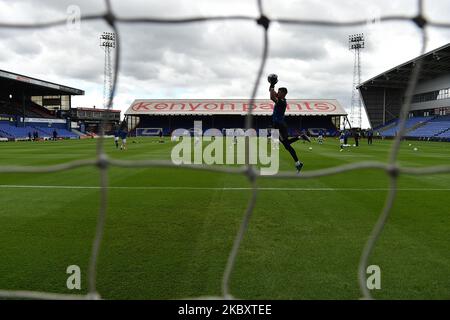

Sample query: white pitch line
[0,185,449,191]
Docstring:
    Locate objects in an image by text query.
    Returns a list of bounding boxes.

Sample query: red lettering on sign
[220,103,235,111]
[204,103,218,110]
[154,103,168,110]
[189,103,202,111]
[304,102,313,111]
[314,102,336,112]
[289,103,300,111]
[243,104,257,112]
[259,103,273,110]
[132,102,151,111]
[169,103,186,110]
[16,76,31,83]
[129,100,342,114]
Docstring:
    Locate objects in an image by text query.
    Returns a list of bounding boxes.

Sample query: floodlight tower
[100,32,116,109]
[349,33,365,128]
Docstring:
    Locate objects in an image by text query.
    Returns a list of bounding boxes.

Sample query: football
[267,73,278,84]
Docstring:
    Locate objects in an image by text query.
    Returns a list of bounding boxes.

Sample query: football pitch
[0,137,449,300]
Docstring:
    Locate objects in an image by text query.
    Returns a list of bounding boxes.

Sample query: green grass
[0,137,449,300]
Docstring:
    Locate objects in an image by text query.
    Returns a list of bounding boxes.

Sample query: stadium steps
[377,121,398,133]
[0,103,22,117]
[0,128,14,139]
[404,117,435,134]
[71,128,84,136]
[436,127,450,136]
[380,117,432,137]
[29,100,58,119]
[405,117,450,138]
[33,126,78,139]
[33,126,50,137]
[373,118,397,132]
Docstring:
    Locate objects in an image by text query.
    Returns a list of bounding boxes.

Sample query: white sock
[295,161,301,166]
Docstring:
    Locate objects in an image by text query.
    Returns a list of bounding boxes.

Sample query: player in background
[159,129,164,143]
[300,128,311,144]
[268,74,308,173]
[120,129,128,150]
[318,129,324,145]
[339,131,345,151]
[114,127,120,149]
[367,129,373,145]
[354,130,360,147]
[118,120,128,150]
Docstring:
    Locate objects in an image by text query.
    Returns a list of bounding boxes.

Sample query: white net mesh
[0,0,450,300]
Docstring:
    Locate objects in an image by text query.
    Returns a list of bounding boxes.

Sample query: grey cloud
[24,0,105,18]
[7,37,43,56]
[0,0,448,129]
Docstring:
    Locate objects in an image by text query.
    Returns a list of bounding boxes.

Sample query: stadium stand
[0,69,85,142]
[34,126,79,139]
[0,123,35,140]
[129,100,344,137]
[28,100,56,118]
[136,114,338,137]
[0,100,79,140]
[372,118,398,131]
[0,99,56,119]
[0,101,19,116]
[0,125,15,139]
[0,122,79,140]
[406,115,450,140]
[379,116,433,137]
[437,130,450,141]
[374,115,450,140]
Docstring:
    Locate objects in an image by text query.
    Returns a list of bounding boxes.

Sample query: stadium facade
[124,99,347,137]
[358,43,450,141]
[70,107,121,134]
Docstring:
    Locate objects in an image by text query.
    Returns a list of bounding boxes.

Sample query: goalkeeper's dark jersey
[272,98,287,124]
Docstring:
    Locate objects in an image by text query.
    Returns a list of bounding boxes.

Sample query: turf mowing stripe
[0,185,450,191]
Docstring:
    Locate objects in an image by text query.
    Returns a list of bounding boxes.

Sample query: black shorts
[273,121,289,142]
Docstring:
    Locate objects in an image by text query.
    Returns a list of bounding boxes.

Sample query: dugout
[124,99,347,137]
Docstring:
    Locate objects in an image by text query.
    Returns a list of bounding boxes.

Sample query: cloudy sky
[1,0,450,128]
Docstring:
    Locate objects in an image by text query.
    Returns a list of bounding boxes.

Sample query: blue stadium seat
[406,116,450,138]
[0,123,79,139]
[379,116,433,137]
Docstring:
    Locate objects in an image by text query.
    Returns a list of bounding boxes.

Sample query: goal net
[0,0,449,302]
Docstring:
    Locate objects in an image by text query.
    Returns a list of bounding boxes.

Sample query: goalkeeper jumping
[268,74,310,173]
